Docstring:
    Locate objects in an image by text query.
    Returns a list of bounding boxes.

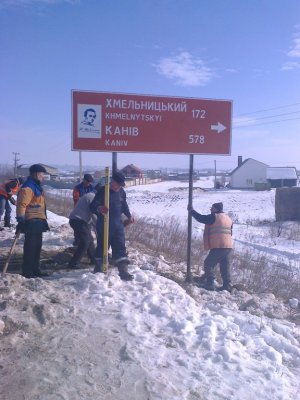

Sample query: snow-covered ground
[125,179,300,279]
[1,178,300,400]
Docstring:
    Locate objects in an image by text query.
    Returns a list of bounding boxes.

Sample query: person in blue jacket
[72,174,94,206]
[90,171,134,281]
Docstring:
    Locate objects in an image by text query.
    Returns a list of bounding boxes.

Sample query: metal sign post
[186,155,194,283]
[102,166,110,273]
[112,152,117,174]
[79,151,83,181]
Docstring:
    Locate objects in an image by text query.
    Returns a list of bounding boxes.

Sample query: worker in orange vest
[188,202,233,292]
[0,177,24,230]
[16,164,49,278]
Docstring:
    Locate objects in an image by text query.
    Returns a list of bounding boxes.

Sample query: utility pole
[12,152,20,176]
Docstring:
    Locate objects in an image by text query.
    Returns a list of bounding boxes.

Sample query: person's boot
[217,283,233,293]
[89,257,96,265]
[117,262,134,281]
[93,258,104,273]
[33,269,50,278]
[4,217,11,228]
[68,261,82,270]
[22,271,35,278]
[204,277,215,291]
[194,274,208,288]
[22,268,49,278]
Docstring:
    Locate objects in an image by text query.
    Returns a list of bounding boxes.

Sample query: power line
[235,102,300,117]
[234,116,300,128]
[235,110,300,124]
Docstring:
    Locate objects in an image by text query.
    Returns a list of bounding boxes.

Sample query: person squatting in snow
[188,202,233,292]
[68,183,102,269]
[90,171,135,281]
[0,177,24,230]
[16,164,50,279]
[72,173,95,246]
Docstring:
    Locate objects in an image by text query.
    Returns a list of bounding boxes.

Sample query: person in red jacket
[0,177,24,230]
[188,202,233,292]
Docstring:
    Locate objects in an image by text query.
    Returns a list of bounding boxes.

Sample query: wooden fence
[125,178,162,187]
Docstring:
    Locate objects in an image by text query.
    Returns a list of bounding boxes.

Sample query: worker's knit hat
[212,202,223,212]
[112,171,126,187]
[29,164,47,174]
[83,173,94,183]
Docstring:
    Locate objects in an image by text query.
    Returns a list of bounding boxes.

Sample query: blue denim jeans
[0,195,11,225]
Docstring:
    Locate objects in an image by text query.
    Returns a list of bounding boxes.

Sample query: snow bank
[1,264,299,400]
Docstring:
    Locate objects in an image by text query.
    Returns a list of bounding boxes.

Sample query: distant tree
[0,164,14,181]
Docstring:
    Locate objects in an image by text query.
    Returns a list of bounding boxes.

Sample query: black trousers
[22,232,43,276]
[69,219,95,265]
[204,248,232,285]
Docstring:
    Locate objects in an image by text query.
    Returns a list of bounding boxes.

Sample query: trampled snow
[1,179,300,400]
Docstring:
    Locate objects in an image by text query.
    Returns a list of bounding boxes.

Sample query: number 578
[188,135,205,144]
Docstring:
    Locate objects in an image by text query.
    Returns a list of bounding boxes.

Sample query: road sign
[72,90,232,155]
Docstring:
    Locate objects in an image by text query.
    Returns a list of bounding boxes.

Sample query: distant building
[165,172,197,181]
[146,170,162,179]
[121,164,143,178]
[17,163,59,180]
[267,167,298,188]
[93,170,103,179]
[229,156,298,189]
[229,157,268,189]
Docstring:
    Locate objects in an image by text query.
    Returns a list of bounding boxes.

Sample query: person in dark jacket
[73,173,94,206]
[188,202,233,292]
[0,177,24,230]
[16,164,50,278]
[90,171,134,281]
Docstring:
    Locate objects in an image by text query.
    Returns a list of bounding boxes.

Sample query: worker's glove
[16,216,26,233]
[97,205,109,215]
[9,197,16,206]
[187,204,193,212]
[123,217,134,227]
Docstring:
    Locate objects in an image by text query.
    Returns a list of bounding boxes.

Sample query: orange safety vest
[0,179,21,199]
[203,213,233,250]
[16,186,47,221]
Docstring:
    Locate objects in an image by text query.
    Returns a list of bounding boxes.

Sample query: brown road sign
[72,90,232,155]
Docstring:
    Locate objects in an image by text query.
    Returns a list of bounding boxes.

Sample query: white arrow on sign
[211,122,226,133]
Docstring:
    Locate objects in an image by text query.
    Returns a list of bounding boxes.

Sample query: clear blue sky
[1,0,300,171]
